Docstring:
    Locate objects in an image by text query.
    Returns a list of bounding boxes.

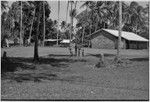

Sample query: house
[87,29,149,49]
[60,39,75,47]
[44,39,62,46]
[60,39,70,47]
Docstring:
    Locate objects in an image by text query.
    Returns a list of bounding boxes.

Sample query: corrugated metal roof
[60,39,75,43]
[60,39,70,43]
[103,29,148,42]
[45,39,58,42]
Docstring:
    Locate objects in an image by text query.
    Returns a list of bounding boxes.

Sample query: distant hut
[44,39,61,46]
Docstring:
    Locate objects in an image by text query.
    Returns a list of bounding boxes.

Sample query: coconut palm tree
[70,1,73,42]
[1,1,8,12]
[129,2,145,34]
[108,1,132,30]
[80,1,94,32]
[69,1,78,56]
[80,1,98,56]
[68,1,74,56]
[57,0,60,46]
[43,1,45,46]
[95,1,112,31]
[80,1,91,56]
[1,1,9,30]
[73,1,78,56]
[28,7,35,45]
[116,1,122,61]
[65,1,69,23]
[1,1,9,47]
[20,1,23,45]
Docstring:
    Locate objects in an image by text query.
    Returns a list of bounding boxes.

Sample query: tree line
[75,1,149,42]
[1,1,72,47]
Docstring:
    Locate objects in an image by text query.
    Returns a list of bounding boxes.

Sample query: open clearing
[1,47,149,100]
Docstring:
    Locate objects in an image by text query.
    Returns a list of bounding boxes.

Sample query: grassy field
[1,47,149,100]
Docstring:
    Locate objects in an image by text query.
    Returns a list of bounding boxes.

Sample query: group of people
[69,43,84,57]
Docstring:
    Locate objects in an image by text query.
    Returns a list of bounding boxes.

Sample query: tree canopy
[76,1,149,39]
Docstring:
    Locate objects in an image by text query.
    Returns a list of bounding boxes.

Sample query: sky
[8,1,148,26]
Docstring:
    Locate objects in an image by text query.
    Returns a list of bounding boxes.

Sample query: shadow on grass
[2,72,85,83]
[48,54,71,57]
[1,56,85,83]
[1,56,86,82]
[2,72,58,83]
[1,59,36,73]
[6,56,86,64]
[129,57,149,61]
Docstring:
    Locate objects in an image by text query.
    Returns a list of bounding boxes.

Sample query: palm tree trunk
[69,1,73,56]
[20,1,23,46]
[74,1,77,9]
[95,16,99,32]
[33,4,41,62]
[70,2,73,44]
[43,1,45,46]
[148,1,150,49]
[81,6,88,56]
[82,26,85,46]
[89,7,93,48]
[57,0,60,46]
[65,1,69,22]
[117,1,122,60]
[74,1,78,56]
[88,25,92,48]
[29,8,35,44]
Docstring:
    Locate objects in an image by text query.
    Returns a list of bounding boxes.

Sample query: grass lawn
[1,47,149,100]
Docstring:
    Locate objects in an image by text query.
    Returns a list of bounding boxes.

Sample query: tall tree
[70,1,73,45]
[68,1,74,56]
[80,1,91,56]
[66,1,69,23]
[27,1,50,45]
[116,1,122,61]
[33,1,42,61]
[57,0,60,46]
[43,1,45,46]
[28,6,35,44]
[1,1,8,12]
[69,1,77,56]
[1,1,11,47]
[74,1,78,56]
[20,1,23,45]
[129,2,145,34]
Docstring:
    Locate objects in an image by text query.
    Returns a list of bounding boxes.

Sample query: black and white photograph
[1,0,149,101]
